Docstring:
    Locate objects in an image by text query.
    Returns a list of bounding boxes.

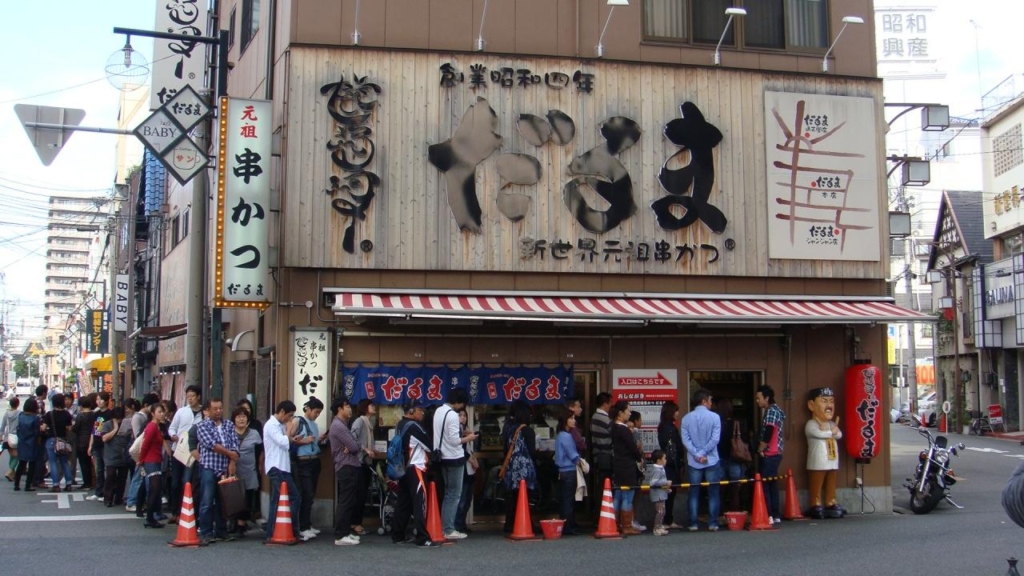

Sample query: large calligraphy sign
[764,92,880,261]
[215,97,271,307]
[291,327,333,431]
[343,364,574,406]
[152,0,208,110]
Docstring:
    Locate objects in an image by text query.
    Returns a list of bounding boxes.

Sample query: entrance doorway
[687,370,762,429]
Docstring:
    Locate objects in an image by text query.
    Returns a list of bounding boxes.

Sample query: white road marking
[0,514,137,522]
[39,492,86,509]
[966,447,1009,454]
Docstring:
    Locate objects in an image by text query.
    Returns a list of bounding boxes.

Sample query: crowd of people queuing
[0,381,787,545]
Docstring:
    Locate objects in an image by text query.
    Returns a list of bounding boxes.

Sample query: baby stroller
[370,463,400,535]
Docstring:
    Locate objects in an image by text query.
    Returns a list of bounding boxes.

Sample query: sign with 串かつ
[291,327,332,432]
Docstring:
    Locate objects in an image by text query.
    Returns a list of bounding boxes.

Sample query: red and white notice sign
[612,369,678,453]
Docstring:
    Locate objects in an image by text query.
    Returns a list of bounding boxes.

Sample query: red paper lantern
[844,363,882,460]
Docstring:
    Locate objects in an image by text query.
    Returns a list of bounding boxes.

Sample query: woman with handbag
[100,407,132,507]
[500,402,538,534]
[43,393,74,492]
[139,403,170,528]
[610,400,643,535]
[715,398,750,512]
[13,398,41,492]
[656,401,684,529]
[2,396,20,482]
[228,406,263,536]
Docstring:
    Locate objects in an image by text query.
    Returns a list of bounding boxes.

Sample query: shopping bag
[173,430,195,466]
[218,476,247,519]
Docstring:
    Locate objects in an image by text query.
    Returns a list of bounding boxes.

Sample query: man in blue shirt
[681,388,722,532]
[194,398,240,544]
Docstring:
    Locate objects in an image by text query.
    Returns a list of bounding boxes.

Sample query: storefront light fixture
[938,296,954,309]
[900,159,931,186]
[475,0,489,51]
[822,16,864,72]
[713,7,747,65]
[352,0,362,45]
[596,0,630,58]
[889,211,912,238]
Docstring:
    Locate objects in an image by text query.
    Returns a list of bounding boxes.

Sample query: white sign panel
[984,259,1016,320]
[152,0,209,110]
[875,7,936,69]
[612,369,678,453]
[764,92,881,261]
[291,327,332,432]
[216,97,271,306]
[114,274,130,332]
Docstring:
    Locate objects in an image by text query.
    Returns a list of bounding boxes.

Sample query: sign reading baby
[805,387,846,519]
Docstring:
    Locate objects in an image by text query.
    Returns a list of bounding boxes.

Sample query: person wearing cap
[391,400,438,548]
[294,398,325,541]
[805,387,844,519]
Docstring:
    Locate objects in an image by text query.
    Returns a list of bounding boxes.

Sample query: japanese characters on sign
[291,328,333,431]
[343,364,574,407]
[519,238,719,264]
[612,369,678,453]
[152,0,209,110]
[87,309,108,354]
[764,92,880,261]
[216,97,271,307]
[876,8,932,63]
[320,74,382,254]
[440,63,595,94]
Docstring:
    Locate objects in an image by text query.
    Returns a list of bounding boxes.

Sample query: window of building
[182,208,190,239]
[994,124,1022,177]
[643,0,828,51]
[171,214,181,248]
[241,0,260,53]
[228,6,237,50]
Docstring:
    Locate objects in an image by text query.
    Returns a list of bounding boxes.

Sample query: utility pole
[904,235,919,414]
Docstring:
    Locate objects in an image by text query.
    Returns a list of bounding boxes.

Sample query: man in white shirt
[263,400,301,543]
[166,385,204,521]
[432,388,477,540]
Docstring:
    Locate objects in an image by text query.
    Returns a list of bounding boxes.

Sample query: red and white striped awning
[330,290,929,325]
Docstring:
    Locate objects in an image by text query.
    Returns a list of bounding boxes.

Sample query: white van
[14,378,33,397]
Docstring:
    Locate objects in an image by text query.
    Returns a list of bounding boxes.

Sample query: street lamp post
[112,26,229,396]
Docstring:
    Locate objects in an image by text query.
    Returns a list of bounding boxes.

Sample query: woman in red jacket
[139,404,169,528]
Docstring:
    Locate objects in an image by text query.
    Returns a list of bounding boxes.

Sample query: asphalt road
[0,416,1022,576]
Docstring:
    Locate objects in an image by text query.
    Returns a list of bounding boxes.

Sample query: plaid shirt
[760,404,785,456]
[195,417,239,474]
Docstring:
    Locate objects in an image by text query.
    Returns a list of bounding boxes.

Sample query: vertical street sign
[14,104,86,166]
[215,97,272,308]
[152,0,210,110]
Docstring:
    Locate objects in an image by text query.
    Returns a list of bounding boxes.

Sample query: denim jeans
[295,459,320,532]
[45,438,72,487]
[440,463,464,534]
[760,454,783,519]
[455,472,474,531]
[613,488,635,512]
[688,464,723,528]
[125,466,144,506]
[198,466,227,538]
[266,467,300,541]
[557,471,577,530]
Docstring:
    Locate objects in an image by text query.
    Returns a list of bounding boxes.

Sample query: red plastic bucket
[725,511,748,531]
[540,519,564,539]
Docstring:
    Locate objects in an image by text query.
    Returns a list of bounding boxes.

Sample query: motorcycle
[903,416,965,514]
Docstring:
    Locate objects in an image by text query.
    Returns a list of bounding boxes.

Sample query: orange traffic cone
[265,481,298,545]
[592,478,622,539]
[426,481,447,543]
[748,474,774,531]
[168,482,201,547]
[782,469,806,521]
[507,479,540,541]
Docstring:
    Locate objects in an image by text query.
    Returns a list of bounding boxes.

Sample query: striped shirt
[590,409,612,461]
